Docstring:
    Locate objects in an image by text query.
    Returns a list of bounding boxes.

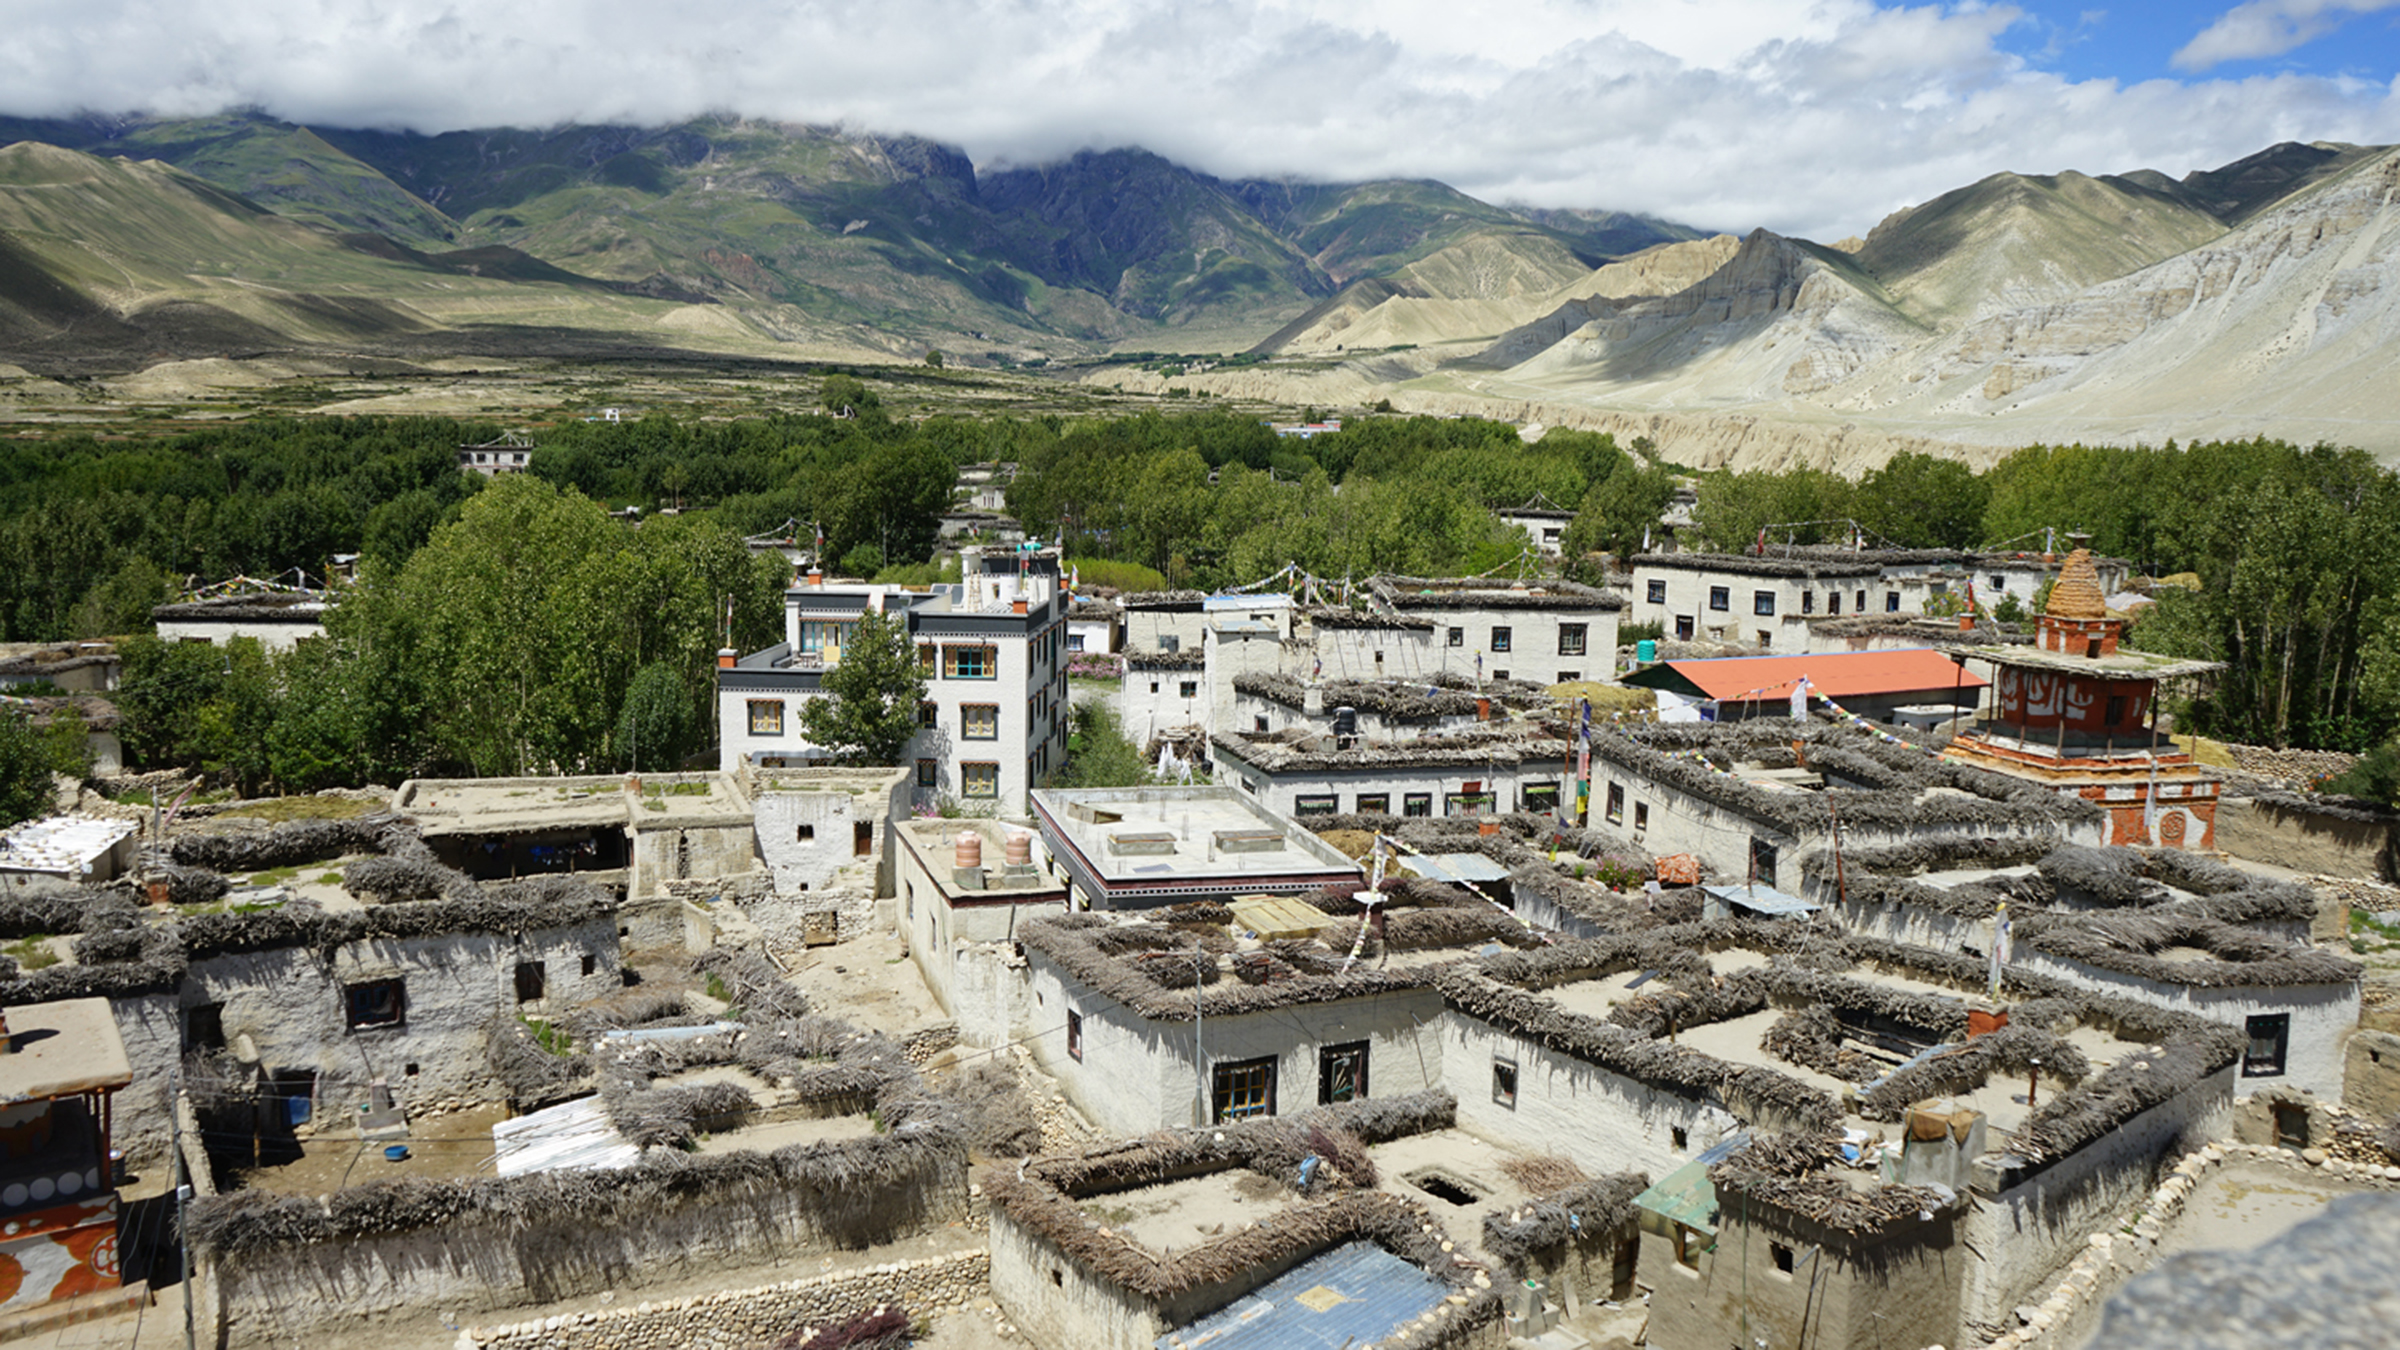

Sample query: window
[854,822,874,857]
[1255,714,1269,733]
[1828,591,1841,615]
[1753,591,1776,617]
[1293,794,1338,816]
[182,1003,225,1053]
[1771,1242,1795,1275]
[1160,634,1180,653]
[1558,624,1587,656]
[1179,680,1199,699]
[2244,1014,2290,1077]
[346,978,405,1029]
[1749,836,1779,884]
[1354,793,1389,815]
[747,699,785,736]
[1674,1225,1705,1270]
[917,700,938,728]
[514,961,546,1003]
[1067,632,1084,652]
[1557,671,1580,683]
[1886,591,1902,612]
[797,823,816,842]
[1492,670,1509,683]
[2105,695,2128,725]
[1492,1057,1518,1108]
[1403,794,1433,818]
[1448,626,1465,647]
[1066,1011,1083,1062]
[1856,590,1867,613]
[962,704,1000,739]
[798,620,852,654]
[1646,579,1667,604]
[944,645,996,679]
[1709,586,1730,611]
[1671,1125,1689,1151]
[1802,590,1815,614]
[1606,782,1625,824]
[1521,782,1560,813]
[1149,681,1160,694]
[916,758,937,788]
[1446,791,1497,816]
[1212,1056,1277,1121]
[1990,574,2007,591]
[1634,802,1649,831]
[1319,1041,1370,1105]
[1490,627,1512,652]
[919,643,938,670]
[582,954,597,977]
[963,762,1000,798]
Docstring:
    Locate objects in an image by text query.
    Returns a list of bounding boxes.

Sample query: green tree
[1565,461,1678,560]
[797,610,927,765]
[616,660,696,771]
[1856,453,1989,549]
[1693,467,1856,552]
[1051,703,1157,788]
[0,712,53,827]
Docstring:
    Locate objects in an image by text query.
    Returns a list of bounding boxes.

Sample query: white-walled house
[717,548,1069,815]
[1370,574,1623,687]
[151,592,330,651]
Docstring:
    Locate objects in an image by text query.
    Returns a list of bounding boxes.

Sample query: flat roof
[0,998,131,1101]
[1032,786,1361,906]
[1953,642,2223,681]
[395,773,753,836]
[0,816,135,876]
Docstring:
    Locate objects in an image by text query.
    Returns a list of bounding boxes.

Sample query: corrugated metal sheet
[493,1095,641,1177]
[1634,1133,1749,1235]
[1409,853,1511,885]
[1702,883,1820,917]
[1622,648,1986,703]
[1157,1240,1448,1350]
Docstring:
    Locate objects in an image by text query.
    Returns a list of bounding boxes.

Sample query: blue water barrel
[1635,639,1658,663]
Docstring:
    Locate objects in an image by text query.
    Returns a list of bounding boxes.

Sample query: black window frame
[1448,627,1465,647]
[1606,782,1625,825]
[1558,624,1587,656]
[1753,591,1776,617]
[1066,1010,1084,1062]
[1521,782,1560,813]
[514,960,546,1004]
[1403,793,1433,818]
[1178,680,1199,699]
[1490,627,1512,653]
[1708,586,1730,612]
[2243,1013,2290,1077]
[1646,579,1667,604]
[1802,590,1816,614]
[1319,1040,1370,1105]
[1293,794,1338,816]
[182,1002,225,1053]
[1492,1057,1518,1109]
[346,977,406,1030]
[1885,591,1902,612]
[1354,793,1390,815]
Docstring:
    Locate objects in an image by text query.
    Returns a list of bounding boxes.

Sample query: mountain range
[0,111,2394,466]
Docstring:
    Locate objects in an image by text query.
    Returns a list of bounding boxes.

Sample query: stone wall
[459,1250,991,1350]
[2344,1028,2400,1119]
[2217,797,2394,882]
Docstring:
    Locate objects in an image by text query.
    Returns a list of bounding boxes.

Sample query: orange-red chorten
[1942,539,2225,848]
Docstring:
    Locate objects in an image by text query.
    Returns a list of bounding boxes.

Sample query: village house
[1438,926,2246,1349]
[1619,647,1987,725]
[1818,837,2359,1102]
[1496,491,1578,557]
[1627,552,1894,651]
[456,431,534,476]
[1029,785,1362,913]
[715,545,1069,814]
[150,589,329,651]
[888,815,1068,1038]
[1209,717,1571,820]
[1582,719,2105,893]
[1369,574,1623,688]
[0,815,139,891]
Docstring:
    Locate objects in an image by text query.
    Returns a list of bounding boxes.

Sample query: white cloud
[2174,0,2400,72]
[0,1,2395,239]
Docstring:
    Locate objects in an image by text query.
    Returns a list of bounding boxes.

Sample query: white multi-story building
[1366,574,1623,687]
[716,548,1069,814]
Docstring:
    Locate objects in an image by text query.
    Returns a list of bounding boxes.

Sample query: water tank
[954,832,983,869]
[1332,706,1358,737]
[1636,639,1658,664]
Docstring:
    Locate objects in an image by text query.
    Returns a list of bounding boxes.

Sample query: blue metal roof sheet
[1157,1240,1449,1350]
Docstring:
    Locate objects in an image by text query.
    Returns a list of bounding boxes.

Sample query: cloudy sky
[4,0,2399,238]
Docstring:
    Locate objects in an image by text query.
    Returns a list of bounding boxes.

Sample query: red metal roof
[1629,648,1987,704]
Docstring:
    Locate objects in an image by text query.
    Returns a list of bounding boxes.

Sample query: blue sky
[1,1,2396,239]
[2001,0,2400,83]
